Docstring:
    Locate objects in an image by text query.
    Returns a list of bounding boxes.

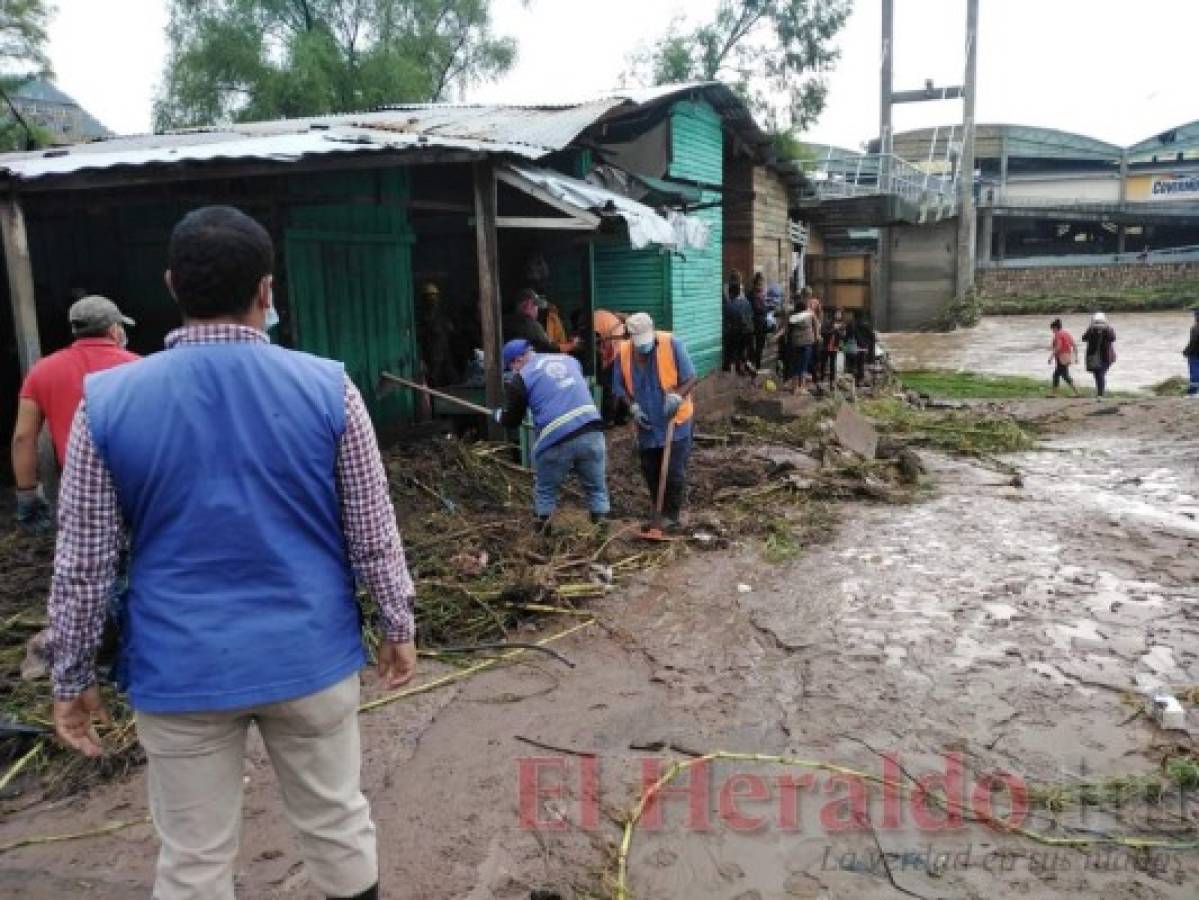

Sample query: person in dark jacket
[749,271,769,370]
[502,288,579,355]
[1184,305,1199,396]
[1081,312,1117,399]
[818,307,847,390]
[846,311,876,386]
[723,271,753,375]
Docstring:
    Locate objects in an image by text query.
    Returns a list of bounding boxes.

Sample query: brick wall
[976,261,1199,299]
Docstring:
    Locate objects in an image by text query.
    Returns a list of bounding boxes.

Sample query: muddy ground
[0,397,1196,899]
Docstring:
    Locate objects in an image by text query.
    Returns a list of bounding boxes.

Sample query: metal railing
[799,152,957,209]
[984,243,1199,269]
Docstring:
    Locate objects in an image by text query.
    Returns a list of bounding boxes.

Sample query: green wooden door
[285,229,418,424]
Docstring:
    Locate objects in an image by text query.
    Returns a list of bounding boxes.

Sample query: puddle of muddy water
[883,311,1193,390]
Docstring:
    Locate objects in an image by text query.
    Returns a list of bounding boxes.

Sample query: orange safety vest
[618,331,694,425]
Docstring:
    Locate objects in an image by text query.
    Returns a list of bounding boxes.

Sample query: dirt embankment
[1,395,1196,899]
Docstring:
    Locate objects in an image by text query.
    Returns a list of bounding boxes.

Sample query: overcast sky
[46,0,1199,150]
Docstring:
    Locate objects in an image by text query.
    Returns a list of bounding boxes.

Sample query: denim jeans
[1189,357,1199,395]
[638,435,693,522]
[533,429,610,516]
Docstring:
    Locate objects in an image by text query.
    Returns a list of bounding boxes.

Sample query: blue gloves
[629,402,651,430]
[663,392,683,419]
[15,488,51,535]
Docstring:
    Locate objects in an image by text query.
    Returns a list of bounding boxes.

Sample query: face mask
[634,339,654,355]
[264,288,280,332]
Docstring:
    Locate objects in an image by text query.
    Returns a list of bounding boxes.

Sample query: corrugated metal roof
[0,82,780,186]
[893,124,1123,163]
[0,125,545,182]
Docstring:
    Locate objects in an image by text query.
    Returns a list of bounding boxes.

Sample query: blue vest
[85,342,365,714]
[519,354,600,457]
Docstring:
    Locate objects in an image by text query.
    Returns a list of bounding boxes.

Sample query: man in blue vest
[49,206,416,900]
[494,338,609,530]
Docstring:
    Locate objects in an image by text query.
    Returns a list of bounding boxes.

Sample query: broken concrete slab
[833,404,879,459]
[751,443,821,474]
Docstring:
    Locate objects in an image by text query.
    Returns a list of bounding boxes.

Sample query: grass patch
[899,370,1055,399]
[861,397,1038,456]
[982,280,1199,316]
[1152,376,1190,396]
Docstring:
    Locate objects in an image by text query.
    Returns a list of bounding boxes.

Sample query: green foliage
[861,397,1038,456]
[0,0,51,75]
[631,0,852,133]
[0,1,53,150]
[154,0,518,129]
[981,279,1199,316]
[1151,376,1189,397]
[899,370,1059,400]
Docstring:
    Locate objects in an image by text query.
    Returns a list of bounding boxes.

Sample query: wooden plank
[0,196,40,374]
[495,167,601,227]
[490,216,596,230]
[472,160,504,426]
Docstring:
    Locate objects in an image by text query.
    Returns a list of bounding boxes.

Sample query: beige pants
[135,675,377,900]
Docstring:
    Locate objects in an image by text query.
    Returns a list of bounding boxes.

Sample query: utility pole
[955,0,979,302]
[875,0,894,329]
[879,0,893,180]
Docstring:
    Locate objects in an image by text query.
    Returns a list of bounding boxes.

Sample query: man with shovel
[613,313,697,534]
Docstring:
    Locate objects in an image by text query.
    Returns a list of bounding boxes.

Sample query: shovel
[638,419,676,541]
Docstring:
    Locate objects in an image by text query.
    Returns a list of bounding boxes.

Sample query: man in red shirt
[1048,318,1079,398]
[11,295,139,533]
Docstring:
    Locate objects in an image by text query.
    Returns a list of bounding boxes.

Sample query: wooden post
[0,195,40,374]
[472,161,503,432]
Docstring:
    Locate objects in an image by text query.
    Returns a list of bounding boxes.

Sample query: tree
[154,0,518,130]
[632,0,852,134]
[0,0,53,150]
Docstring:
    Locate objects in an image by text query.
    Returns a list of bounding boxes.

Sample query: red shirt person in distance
[11,295,139,532]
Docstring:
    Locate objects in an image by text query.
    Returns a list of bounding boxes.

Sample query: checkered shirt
[49,324,415,700]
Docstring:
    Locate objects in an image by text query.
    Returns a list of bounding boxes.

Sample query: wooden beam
[0,195,40,374]
[495,167,601,227]
[472,160,504,430]
[490,215,596,230]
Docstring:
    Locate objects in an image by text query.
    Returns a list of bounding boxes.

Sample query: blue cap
[502,338,532,369]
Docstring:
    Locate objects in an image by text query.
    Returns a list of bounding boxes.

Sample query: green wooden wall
[285,168,419,424]
[666,100,724,376]
[589,99,725,377]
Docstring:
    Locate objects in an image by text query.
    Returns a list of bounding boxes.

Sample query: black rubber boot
[328,884,378,900]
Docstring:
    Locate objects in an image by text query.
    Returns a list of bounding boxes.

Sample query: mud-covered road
[1,398,1196,899]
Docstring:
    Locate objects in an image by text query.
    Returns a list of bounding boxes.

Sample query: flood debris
[0,391,943,802]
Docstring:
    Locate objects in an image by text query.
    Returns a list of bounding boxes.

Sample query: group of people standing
[722,269,877,393]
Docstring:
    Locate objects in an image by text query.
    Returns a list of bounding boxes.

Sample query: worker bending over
[11,295,138,533]
[614,313,697,531]
[495,338,609,531]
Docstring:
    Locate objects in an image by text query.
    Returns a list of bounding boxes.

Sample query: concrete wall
[977,260,1199,298]
[885,219,957,330]
[1002,174,1120,204]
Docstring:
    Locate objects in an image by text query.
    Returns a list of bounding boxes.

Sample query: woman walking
[1081,312,1117,399]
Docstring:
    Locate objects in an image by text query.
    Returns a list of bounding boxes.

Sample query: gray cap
[69,295,135,333]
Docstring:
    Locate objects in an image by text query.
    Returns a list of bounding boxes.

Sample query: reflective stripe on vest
[535,403,596,451]
[618,332,694,425]
[519,353,601,457]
